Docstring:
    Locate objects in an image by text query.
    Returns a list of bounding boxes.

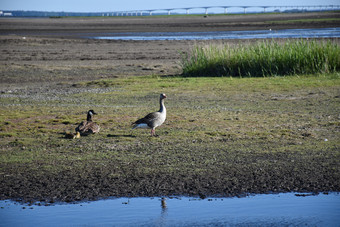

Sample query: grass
[1,42,340,200]
[1,73,339,164]
[181,40,340,77]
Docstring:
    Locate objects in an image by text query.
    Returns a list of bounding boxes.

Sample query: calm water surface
[91,27,340,40]
[1,193,339,226]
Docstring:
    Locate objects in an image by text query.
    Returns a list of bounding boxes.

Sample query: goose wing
[76,121,100,134]
[75,121,87,133]
[133,111,160,127]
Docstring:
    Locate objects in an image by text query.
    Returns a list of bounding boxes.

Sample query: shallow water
[1,193,339,226]
[91,27,340,41]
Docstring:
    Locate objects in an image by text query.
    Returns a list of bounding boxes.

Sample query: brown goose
[64,131,81,139]
[75,110,100,135]
[132,93,167,136]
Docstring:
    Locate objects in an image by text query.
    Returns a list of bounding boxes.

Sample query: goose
[132,93,167,136]
[75,110,100,135]
[65,131,81,139]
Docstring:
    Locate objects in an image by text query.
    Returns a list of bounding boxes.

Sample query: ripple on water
[1,193,340,226]
[90,27,340,41]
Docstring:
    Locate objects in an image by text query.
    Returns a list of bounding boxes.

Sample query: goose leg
[151,128,156,136]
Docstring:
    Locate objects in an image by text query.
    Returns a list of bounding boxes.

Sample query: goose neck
[87,113,93,121]
[159,98,166,113]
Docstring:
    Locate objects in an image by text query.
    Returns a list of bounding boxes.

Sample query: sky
[1,0,339,12]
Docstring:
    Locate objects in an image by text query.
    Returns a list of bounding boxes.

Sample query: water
[1,193,339,226]
[91,27,340,41]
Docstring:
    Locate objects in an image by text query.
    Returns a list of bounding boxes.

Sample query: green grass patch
[181,40,340,77]
[1,73,339,200]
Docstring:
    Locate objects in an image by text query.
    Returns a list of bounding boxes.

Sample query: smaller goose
[75,110,100,135]
[132,93,167,136]
[65,131,81,139]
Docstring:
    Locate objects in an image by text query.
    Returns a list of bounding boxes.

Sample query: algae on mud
[0,74,339,203]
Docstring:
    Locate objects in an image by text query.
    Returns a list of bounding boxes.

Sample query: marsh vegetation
[181,40,340,77]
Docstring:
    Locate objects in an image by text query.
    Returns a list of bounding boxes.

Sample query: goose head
[160,93,167,100]
[87,109,97,121]
[88,110,97,115]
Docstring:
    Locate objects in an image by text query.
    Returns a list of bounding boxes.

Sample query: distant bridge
[106,5,340,16]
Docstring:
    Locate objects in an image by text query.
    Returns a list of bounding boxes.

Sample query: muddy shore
[1,11,340,36]
[1,12,340,84]
[0,12,340,203]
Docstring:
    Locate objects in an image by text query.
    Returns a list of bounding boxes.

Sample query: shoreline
[1,11,340,38]
[0,11,339,203]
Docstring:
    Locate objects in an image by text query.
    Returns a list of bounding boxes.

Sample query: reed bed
[181,40,340,77]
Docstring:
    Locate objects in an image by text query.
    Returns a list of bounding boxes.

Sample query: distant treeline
[0,10,111,17]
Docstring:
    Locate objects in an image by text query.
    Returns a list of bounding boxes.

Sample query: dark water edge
[90,27,340,41]
[1,192,339,227]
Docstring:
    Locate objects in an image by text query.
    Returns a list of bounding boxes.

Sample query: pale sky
[1,0,339,12]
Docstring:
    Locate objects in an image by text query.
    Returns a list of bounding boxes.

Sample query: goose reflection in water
[161,197,167,211]
[155,197,168,226]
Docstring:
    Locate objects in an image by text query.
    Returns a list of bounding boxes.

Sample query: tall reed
[181,40,340,77]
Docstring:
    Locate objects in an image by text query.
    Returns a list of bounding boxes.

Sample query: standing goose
[132,93,167,136]
[75,110,100,135]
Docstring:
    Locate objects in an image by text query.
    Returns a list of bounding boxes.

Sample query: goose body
[132,93,167,136]
[75,110,100,135]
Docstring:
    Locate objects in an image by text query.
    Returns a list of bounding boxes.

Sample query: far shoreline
[0,11,339,39]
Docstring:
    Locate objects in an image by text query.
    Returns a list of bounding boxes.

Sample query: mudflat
[1,12,340,83]
[0,12,339,203]
[1,11,340,35]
